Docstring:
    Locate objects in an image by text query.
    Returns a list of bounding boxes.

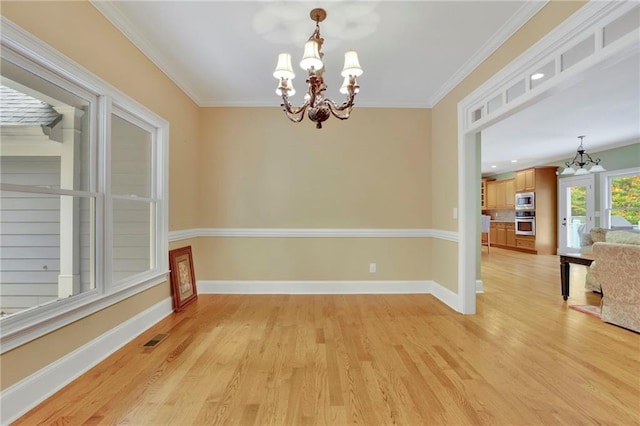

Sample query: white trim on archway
[456,1,640,314]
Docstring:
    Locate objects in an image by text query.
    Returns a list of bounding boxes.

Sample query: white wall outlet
[369,263,377,273]
[453,207,458,219]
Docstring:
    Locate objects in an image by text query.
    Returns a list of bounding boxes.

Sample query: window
[601,167,640,229]
[0,21,168,352]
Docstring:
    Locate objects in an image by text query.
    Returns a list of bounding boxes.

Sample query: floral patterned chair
[592,241,640,333]
[581,229,640,292]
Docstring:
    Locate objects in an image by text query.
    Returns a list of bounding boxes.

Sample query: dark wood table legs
[558,253,595,301]
[560,259,570,301]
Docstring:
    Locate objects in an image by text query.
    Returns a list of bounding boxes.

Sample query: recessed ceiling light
[531,73,544,80]
[491,165,497,168]
[511,159,518,163]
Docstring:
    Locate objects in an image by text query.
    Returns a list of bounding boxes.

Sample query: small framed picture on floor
[168,246,198,312]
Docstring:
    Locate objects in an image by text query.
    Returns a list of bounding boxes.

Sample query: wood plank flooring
[15,248,640,425]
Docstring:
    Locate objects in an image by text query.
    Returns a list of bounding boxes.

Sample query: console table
[559,253,595,301]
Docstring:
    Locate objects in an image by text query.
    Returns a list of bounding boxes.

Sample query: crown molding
[426,0,549,107]
[91,1,548,109]
[89,1,205,106]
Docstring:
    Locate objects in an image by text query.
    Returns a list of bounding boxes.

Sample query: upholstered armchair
[592,242,640,333]
[582,229,640,292]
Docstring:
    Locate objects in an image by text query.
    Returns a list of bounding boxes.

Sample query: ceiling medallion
[273,8,363,129]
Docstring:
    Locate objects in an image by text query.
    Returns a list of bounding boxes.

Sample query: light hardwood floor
[15,248,640,425]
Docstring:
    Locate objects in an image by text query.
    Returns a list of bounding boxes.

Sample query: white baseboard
[476,279,484,293]
[198,280,463,313]
[0,298,173,426]
[197,280,432,295]
[429,281,462,312]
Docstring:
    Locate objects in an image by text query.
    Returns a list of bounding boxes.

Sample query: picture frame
[168,246,198,312]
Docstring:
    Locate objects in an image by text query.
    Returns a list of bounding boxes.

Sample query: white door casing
[558,175,595,253]
[457,2,639,314]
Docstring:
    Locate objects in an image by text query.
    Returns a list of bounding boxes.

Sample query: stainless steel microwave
[515,192,535,210]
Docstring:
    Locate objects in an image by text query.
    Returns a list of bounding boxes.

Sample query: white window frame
[600,166,640,229]
[0,17,169,353]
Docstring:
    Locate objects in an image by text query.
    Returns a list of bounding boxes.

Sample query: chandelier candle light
[273,8,363,129]
[561,136,606,175]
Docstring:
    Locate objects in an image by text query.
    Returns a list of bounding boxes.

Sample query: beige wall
[196,107,432,281]
[430,0,586,291]
[195,237,431,281]
[199,107,432,228]
[1,1,200,390]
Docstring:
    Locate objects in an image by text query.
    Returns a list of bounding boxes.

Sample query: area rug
[569,304,602,319]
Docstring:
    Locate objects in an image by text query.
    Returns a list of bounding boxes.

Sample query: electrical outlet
[369,263,377,273]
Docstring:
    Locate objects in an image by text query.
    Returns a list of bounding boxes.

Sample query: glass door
[558,175,595,253]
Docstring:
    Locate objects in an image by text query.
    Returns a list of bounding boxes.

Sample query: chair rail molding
[168,228,458,242]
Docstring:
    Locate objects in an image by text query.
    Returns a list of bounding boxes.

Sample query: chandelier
[273,8,363,129]
[561,136,606,175]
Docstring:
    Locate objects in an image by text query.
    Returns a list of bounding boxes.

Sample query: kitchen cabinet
[506,223,516,246]
[489,222,498,244]
[505,179,515,209]
[496,225,507,246]
[486,181,497,209]
[496,181,506,208]
[493,179,515,209]
[515,236,536,250]
[481,178,493,210]
[515,168,535,192]
[490,222,517,250]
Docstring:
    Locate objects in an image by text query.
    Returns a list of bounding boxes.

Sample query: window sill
[0,271,169,354]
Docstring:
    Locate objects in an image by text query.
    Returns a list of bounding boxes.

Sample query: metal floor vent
[143,333,168,348]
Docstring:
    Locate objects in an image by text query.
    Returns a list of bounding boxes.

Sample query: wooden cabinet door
[496,226,507,245]
[515,171,526,192]
[506,224,516,247]
[496,181,506,208]
[486,181,497,209]
[489,223,498,244]
[524,169,535,191]
[505,179,515,209]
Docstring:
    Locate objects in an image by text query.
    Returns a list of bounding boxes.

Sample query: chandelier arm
[282,107,305,123]
[583,152,600,165]
[565,152,580,168]
[325,89,357,119]
[327,102,353,120]
[280,95,309,120]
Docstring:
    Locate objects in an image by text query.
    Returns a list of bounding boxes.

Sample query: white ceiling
[92,0,543,108]
[91,1,639,174]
